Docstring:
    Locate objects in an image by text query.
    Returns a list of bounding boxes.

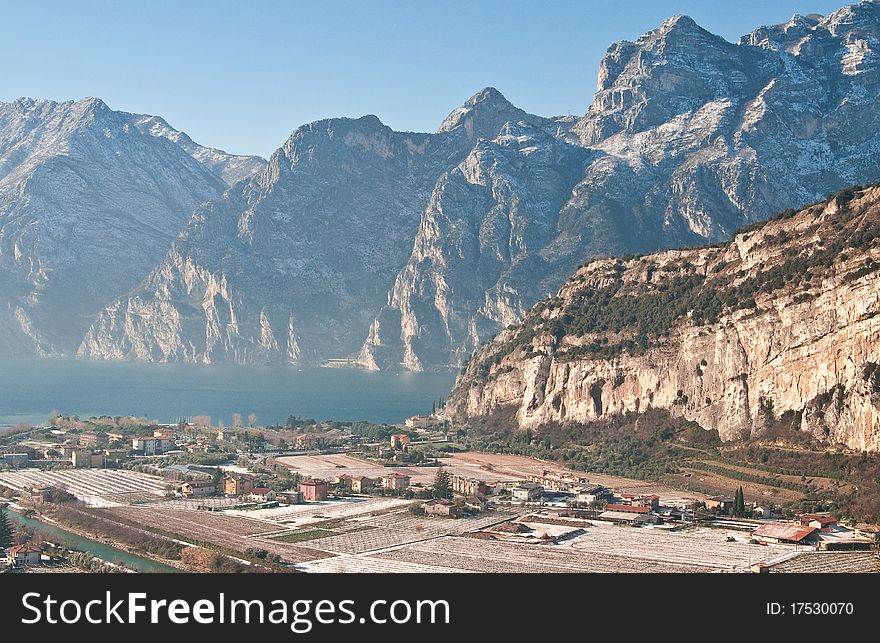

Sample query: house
[752,523,819,545]
[854,523,880,541]
[390,434,411,450]
[30,484,54,503]
[799,514,837,529]
[752,505,773,519]
[512,483,544,502]
[706,496,735,512]
[224,473,255,496]
[618,493,660,510]
[216,428,236,442]
[249,487,276,503]
[153,428,175,440]
[78,432,107,448]
[278,491,304,504]
[181,480,217,498]
[71,449,94,468]
[132,436,175,455]
[107,432,125,443]
[404,415,442,429]
[350,476,374,493]
[450,475,488,497]
[421,499,464,518]
[7,544,42,566]
[381,472,412,491]
[278,491,304,505]
[300,478,329,501]
[574,484,611,504]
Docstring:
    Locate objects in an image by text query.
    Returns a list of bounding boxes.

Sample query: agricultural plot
[104,506,332,563]
[765,551,879,573]
[0,468,168,505]
[221,496,410,527]
[563,522,791,571]
[297,509,515,555]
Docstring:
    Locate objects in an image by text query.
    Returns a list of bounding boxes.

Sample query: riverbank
[7,507,181,573]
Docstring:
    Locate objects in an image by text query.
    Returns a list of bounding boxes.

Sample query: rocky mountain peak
[438,86,538,142]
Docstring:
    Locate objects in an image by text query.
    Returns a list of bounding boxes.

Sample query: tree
[733,486,746,518]
[432,467,451,500]
[248,413,257,428]
[0,505,13,549]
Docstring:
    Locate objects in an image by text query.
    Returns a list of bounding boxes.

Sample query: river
[0,358,456,427]
[6,509,179,573]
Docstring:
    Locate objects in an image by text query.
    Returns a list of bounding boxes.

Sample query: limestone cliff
[447,185,880,451]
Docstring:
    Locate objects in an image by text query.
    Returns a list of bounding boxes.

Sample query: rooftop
[753,523,818,542]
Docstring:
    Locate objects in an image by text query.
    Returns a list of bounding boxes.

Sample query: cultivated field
[0,468,169,505]
[300,522,794,573]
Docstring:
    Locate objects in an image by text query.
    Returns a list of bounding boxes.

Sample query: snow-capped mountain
[0,97,264,355]
[19,1,880,369]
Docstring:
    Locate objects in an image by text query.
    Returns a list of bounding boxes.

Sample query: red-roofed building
[752,523,818,545]
[799,514,837,529]
[300,478,329,501]
[382,472,412,491]
[7,544,42,566]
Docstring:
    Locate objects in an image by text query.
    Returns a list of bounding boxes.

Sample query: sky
[0,0,851,158]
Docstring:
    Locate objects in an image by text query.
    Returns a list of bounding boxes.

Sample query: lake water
[0,358,456,427]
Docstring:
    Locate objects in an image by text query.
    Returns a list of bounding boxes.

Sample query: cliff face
[447,185,880,451]
[0,98,263,356]
[31,2,880,368]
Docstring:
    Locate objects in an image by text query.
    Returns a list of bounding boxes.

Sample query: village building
[249,487,276,503]
[106,432,125,443]
[854,523,880,541]
[300,478,329,501]
[598,508,656,525]
[574,484,611,504]
[450,475,489,497]
[71,449,94,468]
[512,482,544,502]
[132,436,175,455]
[752,523,819,546]
[224,473,255,496]
[706,495,735,512]
[404,415,442,429]
[78,432,107,448]
[278,491,305,504]
[799,513,838,529]
[421,499,464,518]
[390,434,411,450]
[618,493,661,510]
[350,476,374,493]
[7,544,42,566]
[381,472,412,491]
[216,428,236,442]
[153,427,175,440]
[181,480,217,498]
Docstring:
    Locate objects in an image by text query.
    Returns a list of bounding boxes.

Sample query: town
[0,411,878,574]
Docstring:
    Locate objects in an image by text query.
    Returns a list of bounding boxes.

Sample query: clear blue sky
[1,0,849,158]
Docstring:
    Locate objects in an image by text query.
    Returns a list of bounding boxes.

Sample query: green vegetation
[0,505,13,549]
[270,529,334,543]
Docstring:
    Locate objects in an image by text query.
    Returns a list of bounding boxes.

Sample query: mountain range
[3,1,880,370]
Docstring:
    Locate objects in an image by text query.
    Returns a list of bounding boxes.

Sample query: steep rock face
[78,2,880,370]
[359,122,591,370]
[79,114,472,363]
[447,186,880,451]
[0,97,257,355]
[359,2,880,370]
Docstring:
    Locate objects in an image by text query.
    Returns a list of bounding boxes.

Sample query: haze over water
[0,359,455,427]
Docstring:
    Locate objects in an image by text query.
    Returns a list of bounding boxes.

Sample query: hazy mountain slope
[81,1,880,370]
[0,97,248,354]
[447,184,880,452]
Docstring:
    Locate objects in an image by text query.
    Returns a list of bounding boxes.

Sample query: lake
[0,358,456,427]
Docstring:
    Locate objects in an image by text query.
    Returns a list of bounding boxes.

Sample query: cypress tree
[0,506,13,550]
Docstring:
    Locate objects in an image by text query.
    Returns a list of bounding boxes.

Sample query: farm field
[300,521,794,573]
[221,496,411,527]
[0,468,169,505]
